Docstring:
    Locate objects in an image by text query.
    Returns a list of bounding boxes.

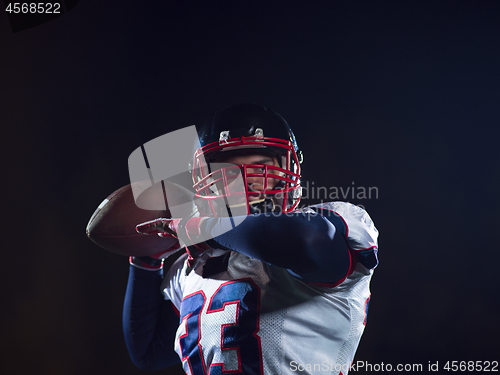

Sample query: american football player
[122,104,379,374]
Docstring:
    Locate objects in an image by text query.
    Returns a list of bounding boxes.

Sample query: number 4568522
[5,3,61,14]
[444,361,498,372]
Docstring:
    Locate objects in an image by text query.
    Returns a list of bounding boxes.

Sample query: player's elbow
[130,358,165,372]
[290,220,351,283]
[124,334,179,371]
[129,353,179,372]
[130,358,161,372]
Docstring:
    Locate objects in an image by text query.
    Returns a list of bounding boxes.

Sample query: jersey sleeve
[304,202,379,270]
[201,209,351,284]
[122,265,181,370]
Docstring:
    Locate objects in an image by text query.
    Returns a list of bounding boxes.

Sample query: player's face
[212,150,281,202]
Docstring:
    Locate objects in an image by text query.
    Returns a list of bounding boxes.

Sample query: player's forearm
[122,266,179,370]
[203,212,350,283]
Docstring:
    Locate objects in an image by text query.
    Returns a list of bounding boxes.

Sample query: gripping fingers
[136,218,177,237]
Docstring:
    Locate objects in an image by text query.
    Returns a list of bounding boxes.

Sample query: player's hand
[131,218,182,270]
[135,218,181,238]
[137,217,212,268]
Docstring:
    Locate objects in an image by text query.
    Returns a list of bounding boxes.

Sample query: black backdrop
[1,1,499,374]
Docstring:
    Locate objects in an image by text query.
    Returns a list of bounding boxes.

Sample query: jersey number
[179,280,263,375]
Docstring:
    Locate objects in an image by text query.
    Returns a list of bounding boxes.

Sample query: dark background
[1,1,499,374]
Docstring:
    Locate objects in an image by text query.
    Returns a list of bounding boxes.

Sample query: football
[86,182,191,257]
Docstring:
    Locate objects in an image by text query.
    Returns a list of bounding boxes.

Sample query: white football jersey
[162,202,378,375]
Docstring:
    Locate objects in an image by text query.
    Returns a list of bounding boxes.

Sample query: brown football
[86,183,179,257]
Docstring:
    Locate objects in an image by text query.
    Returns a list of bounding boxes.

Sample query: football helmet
[192,104,303,216]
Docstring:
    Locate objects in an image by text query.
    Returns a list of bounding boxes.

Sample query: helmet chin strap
[224,194,279,215]
[248,195,279,214]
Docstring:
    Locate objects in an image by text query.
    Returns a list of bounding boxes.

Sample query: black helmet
[192,104,302,215]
